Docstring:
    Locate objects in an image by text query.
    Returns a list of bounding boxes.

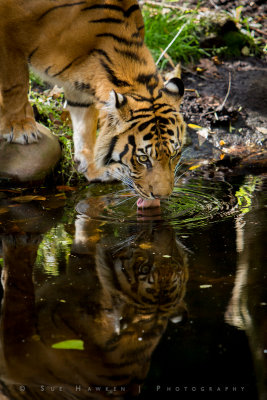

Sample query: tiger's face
[96,78,186,200]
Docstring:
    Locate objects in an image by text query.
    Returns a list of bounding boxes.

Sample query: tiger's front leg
[68,103,116,182]
[0,47,40,144]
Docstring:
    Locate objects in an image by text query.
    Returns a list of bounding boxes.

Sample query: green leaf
[51,339,84,350]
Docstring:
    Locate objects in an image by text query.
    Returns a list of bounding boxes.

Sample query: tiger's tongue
[137,198,161,208]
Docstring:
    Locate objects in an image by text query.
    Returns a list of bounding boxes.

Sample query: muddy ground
[180,56,267,174]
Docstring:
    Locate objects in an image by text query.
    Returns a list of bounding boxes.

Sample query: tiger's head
[96,77,186,202]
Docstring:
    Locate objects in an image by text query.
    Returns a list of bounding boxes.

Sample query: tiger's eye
[139,264,150,274]
[138,155,149,163]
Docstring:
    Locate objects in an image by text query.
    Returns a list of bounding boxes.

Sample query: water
[0,174,266,400]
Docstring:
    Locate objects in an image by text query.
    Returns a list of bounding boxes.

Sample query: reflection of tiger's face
[0,217,188,399]
[98,226,188,319]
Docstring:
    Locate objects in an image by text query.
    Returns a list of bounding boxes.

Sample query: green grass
[29,75,82,184]
[143,8,208,68]
[143,5,265,68]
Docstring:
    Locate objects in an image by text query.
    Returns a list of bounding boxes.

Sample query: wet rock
[0,123,61,183]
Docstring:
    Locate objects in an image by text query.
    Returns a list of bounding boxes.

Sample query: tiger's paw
[85,166,118,183]
[74,150,90,174]
[1,118,41,144]
[85,162,119,183]
[74,150,117,182]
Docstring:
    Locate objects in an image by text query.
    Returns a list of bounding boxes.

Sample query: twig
[216,72,231,111]
[156,23,187,65]
[185,88,200,97]
[250,26,267,37]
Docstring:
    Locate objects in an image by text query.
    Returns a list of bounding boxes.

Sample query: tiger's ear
[110,90,127,109]
[164,77,184,99]
[105,90,128,116]
[102,90,130,127]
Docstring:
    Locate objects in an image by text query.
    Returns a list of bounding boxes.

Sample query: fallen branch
[216,72,232,111]
[250,26,267,37]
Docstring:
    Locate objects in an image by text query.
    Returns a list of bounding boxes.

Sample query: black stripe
[157,116,169,126]
[96,33,142,47]
[45,66,52,75]
[132,31,140,39]
[92,48,113,64]
[135,184,149,199]
[153,103,170,110]
[125,4,140,18]
[128,135,136,148]
[52,56,83,77]
[118,121,139,136]
[136,73,157,85]
[100,60,130,88]
[132,25,145,38]
[82,3,140,18]
[137,72,159,95]
[3,84,22,94]
[128,121,139,130]
[66,100,91,107]
[119,144,129,160]
[28,47,38,64]
[37,1,86,21]
[127,113,152,122]
[154,92,163,101]
[114,47,146,64]
[130,171,141,179]
[104,135,119,165]
[167,129,175,136]
[132,107,154,113]
[90,17,123,24]
[82,4,123,13]
[143,132,153,140]
[74,81,91,91]
[138,118,156,132]
[160,108,176,114]
[128,94,153,103]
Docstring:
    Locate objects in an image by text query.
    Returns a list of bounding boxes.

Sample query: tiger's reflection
[0,199,188,399]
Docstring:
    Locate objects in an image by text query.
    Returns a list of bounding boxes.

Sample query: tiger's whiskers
[114,193,139,207]
[174,170,188,184]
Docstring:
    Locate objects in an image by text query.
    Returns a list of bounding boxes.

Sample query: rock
[0,123,61,183]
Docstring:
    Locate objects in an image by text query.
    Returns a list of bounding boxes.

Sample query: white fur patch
[68,107,88,153]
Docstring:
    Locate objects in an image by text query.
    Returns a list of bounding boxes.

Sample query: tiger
[0,202,188,399]
[0,0,186,207]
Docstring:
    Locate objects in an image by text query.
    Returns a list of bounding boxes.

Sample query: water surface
[0,174,266,399]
